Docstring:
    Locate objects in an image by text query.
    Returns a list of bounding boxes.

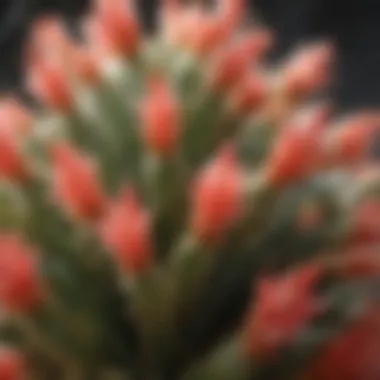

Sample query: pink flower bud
[266,106,329,187]
[51,143,106,220]
[28,17,71,61]
[140,77,180,157]
[283,42,333,97]
[100,188,152,274]
[27,58,73,112]
[0,99,32,135]
[325,113,380,166]
[71,47,101,85]
[219,0,244,29]
[0,235,41,312]
[92,0,140,57]
[0,129,27,182]
[211,31,272,90]
[0,349,26,380]
[230,72,267,115]
[191,145,242,244]
[306,308,380,380]
[163,4,234,56]
[245,265,322,358]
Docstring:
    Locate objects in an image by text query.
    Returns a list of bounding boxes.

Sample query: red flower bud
[306,308,380,380]
[191,145,242,244]
[100,188,152,274]
[230,72,267,115]
[140,77,180,157]
[28,17,71,61]
[245,265,322,358]
[283,42,333,97]
[325,113,380,166]
[51,143,106,220]
[211,31,272,90]
[266,106,329,187]
[0,349,26,380]
[164,5,232,56]
[92,0,140,57]
[71,47,101,85]
[0,235,41,312]
[0,99,32,135]
[27,58,73,112]
[0,129,27,182]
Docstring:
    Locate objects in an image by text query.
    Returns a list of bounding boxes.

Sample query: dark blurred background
[1,0,380,115]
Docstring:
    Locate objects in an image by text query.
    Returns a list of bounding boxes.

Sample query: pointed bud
[0,235,41,312]
[0,129,27,182]
[211,31,272,90]
[51,143,106,220]
[84,16,119,61]
[28,17,71,62]
[0,349,26,380]
[219,0,245,32]
[191,145,242,244]
[0,99,32,135]
[282,42,333,97]
[324,113,380,166]
[140,77,180,157]
[266,106,329,187]
[306,308,380,380]
[244,265,322,358]
[71,47,101,86]
[229,72,267,115]
[164,7,229,56]
[27,58,73,112]
[100,188,152,275]
[92,0,140,57]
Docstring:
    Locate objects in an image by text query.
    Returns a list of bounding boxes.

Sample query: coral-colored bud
[325,113,380,166]
[0,129,27,182]
[0,99,32,135]
[27,58,73,112]
[28,17,71,61]
[211,31,272,90]
[140,77,180,157]
[0,349,25,380]
[0,235,41,312]
[92,0,140,57]
[165,5,230,56]
[84,17,118,61]
[245,265,322,358]
[266,106,329,187]
[306,308,380,380]
[230,72,267,114]
[191,145,242,244]
[100,188,152,274]
[219,0,244,31]
[71,47,101,85]
[51,143,106,220]
[283,42,333,97]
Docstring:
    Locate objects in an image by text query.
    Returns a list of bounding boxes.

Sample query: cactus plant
[0,0,380,379]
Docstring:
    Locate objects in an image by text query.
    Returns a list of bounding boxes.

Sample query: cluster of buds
[0,0,379,379]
